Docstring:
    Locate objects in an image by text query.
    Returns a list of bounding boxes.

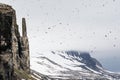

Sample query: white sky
[1,0,120,72]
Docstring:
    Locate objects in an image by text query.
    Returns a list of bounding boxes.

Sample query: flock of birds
[2,0,118,52]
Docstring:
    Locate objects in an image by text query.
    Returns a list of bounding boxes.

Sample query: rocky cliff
[0,3,30,80]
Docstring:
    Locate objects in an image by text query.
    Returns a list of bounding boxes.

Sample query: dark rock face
[80,52,103,71]
[66,51,103,71]
[0,3,30,80]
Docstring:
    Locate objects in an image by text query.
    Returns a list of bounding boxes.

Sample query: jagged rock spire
[22,18,27,37]
[0,3,30,80]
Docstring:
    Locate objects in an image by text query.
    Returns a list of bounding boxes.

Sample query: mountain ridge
[31,50,120,80]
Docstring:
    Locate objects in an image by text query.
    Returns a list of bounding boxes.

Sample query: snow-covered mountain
[31,51,120,80]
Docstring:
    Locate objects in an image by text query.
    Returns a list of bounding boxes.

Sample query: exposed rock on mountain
[0,3,30,80]
[31,51,120,80]
[1,3,120,80]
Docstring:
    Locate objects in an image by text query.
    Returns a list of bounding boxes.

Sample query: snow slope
[31,51,120,80]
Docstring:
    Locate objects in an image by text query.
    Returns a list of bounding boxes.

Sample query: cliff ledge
[0,3,31,80]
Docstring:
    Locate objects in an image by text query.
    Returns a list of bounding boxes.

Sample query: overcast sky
[1,0,120,72]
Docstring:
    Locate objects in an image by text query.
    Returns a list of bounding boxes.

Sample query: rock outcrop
[0,3,30,80]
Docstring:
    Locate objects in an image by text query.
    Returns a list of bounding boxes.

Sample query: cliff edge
[0,3,31,80]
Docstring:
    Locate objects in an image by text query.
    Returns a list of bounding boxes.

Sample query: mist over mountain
[1,0,120,79]
[1,0,120,72]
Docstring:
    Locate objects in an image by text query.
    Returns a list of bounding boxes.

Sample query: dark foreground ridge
[0,3,31,80]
